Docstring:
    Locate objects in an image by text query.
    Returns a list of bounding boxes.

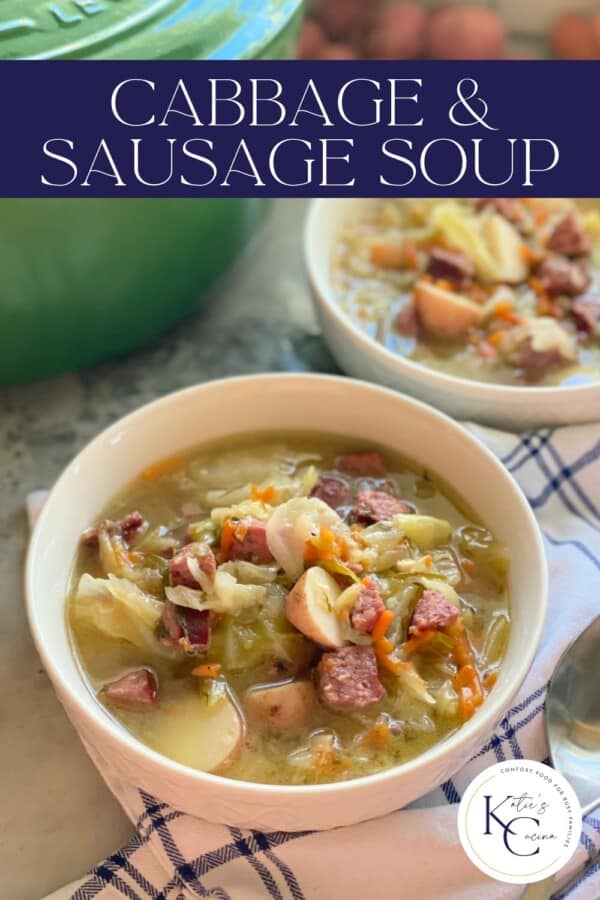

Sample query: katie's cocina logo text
[484,791,551,856]
[458,761,581,884]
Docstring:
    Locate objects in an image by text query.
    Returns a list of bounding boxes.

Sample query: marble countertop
[0,199,336,900]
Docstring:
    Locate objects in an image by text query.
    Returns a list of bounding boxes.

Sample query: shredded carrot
[483,671,499,693]
[402,239,419,269]
[251,484,277,504]
[371,243,404,269]
[449,622,484,720]
[519,244,538,264]
[493,302,524,325]
[220,518,236,554]
[461,558,476,575]
[458,692,475,720]
[493,299,513,318]
[191,663,221,678]
[454,664,484,720]
[141,453,184,482]
[361,718,391,747]
[125,551,144,565]
[376,650,405,675]
[371,609,394,642]
[434,278,453,292]
[448,621,474,668]
[304,525,349,563]
[528,276,547,298]
[403,629,436,655]
[454,663,479,690]
[375,636,394,655]
[487,329,506,348]
[537,295,563,319]
[467,283,489,305]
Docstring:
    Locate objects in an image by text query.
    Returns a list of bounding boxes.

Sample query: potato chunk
[285,566,344,648]
[483,214,528,284]
[414,281,484,339]
[152,691,244,773]
[245,680,317,732]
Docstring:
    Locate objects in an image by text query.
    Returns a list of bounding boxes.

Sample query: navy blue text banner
[2,60,598,198]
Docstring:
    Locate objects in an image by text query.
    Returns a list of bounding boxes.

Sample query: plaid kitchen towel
[34,423,600,900]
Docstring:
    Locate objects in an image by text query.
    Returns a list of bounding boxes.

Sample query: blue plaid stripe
[528,443,600,534]
[68,424,600,900]
[544,439,600,522]
[228,828,284,900]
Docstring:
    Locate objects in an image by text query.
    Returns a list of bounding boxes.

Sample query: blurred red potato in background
[297,0,596,61]
[424,6,506,59]
[297,18,327,59]
[550,13,599,60]
[317,0,375,40]
[367,3,427,59]
[320,43,358,60]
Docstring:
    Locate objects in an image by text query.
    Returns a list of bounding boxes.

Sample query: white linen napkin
[32,423,600,900]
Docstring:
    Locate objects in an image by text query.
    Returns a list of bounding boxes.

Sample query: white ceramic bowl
[26,373,546,831]
[305,198,600,429]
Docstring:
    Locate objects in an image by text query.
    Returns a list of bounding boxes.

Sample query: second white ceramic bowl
[305,198,600,429]
[26,374,546,831]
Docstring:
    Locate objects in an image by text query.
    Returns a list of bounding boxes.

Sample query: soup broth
[68,433,510,785]
[333,198,600,386]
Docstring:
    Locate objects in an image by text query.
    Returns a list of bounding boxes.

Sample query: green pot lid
[1,0,302,60]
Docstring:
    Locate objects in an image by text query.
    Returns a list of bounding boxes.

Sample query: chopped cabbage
[431,201,499,282]
[71,573,170,656]
[394,663,436,706]
[431,680,459,718]
[97,529,163,594]
[501,317,577,364]
[266,497,344,580]
[219,560,280,584]
[393,514,452,550]
[166,569,266,615]
[210,499,270,526]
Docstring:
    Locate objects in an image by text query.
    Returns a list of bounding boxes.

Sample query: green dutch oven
[0,0,303,384]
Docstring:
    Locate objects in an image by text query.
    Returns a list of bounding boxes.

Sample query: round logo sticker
[458,760,582,884]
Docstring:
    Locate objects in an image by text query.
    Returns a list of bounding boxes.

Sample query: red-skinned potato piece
[414,280,484,339]
[153,691,245,773]
[317,0,373,40]
[367,2,427,59]
[319,43,357,60]
[425,7,506,60]
[550,13,599,60]
[297,19,326,59]
[245,680,317,732]
[285,566,344,648]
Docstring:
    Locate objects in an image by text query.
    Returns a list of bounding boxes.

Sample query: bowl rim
[304,197,600,404]
[25,372,547,798]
